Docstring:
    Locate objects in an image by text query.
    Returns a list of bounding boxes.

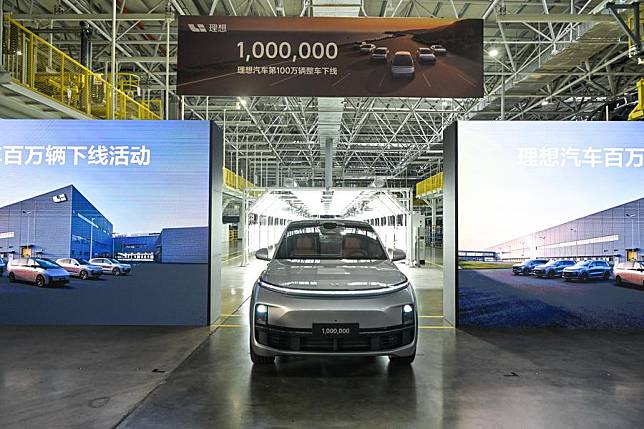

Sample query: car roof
[394,51,412,56]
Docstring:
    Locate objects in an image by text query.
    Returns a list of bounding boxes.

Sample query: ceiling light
[541,99,550,106]
[238,97,248,107]
[488,48,499,58]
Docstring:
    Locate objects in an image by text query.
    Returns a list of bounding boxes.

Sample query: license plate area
[312,323,359,338]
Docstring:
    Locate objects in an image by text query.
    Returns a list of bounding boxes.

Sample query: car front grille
[563,271,578,278]
[255,324,414,353]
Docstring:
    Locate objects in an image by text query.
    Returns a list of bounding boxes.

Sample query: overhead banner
[177,17,483,98]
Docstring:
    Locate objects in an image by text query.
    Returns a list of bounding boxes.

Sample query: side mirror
[255,248,271,261]
[391,248,406,262]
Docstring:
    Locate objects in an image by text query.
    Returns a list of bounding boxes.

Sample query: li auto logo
[187,23,227,33]
[188,23,207,32]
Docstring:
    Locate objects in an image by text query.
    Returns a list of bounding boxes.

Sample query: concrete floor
[2,251,644,428]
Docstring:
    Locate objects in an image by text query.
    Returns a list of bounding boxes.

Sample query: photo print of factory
[0,185,208,264]
[487,197,643,263]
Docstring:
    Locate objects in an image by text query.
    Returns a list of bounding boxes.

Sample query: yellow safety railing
[2,16,160,120]
[224,168,255,191]
[628,79,643,121]
[416,171,444,197]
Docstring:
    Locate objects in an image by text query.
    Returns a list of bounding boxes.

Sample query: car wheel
[390,349,416,365]
[79,270,89,280]
[36,275,46,288]
[112,267,121,276]
[603,271,610,281]
[580,272,589,282]
[8,272,15,283]
[250,345,275,365]
[523,268,529,275]
[615,276,622,285]
[547,270,555,279]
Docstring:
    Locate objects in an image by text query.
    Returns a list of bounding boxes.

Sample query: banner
[177,16,483,98]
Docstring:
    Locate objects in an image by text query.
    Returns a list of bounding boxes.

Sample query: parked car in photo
[7,258,70,287]
[614,261,644,287]
[250,220,417,365]
[0,258,5,276]
[360,43,376,55]
[89,258,132,276]
[56,258,103,280]
[370,47,389,62]
[430,44,447,55]
[563,260,612,282]
[533,260,576,278]
[416,47,436,63]
[512,258,548,275]
[391,51,415,78]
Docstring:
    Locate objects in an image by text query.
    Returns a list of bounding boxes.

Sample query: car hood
[45,268,70,276]
[260,259,407,290]
[512,263,526,268]
[563,266,583,271]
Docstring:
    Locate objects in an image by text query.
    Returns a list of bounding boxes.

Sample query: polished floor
[2,251,644,428]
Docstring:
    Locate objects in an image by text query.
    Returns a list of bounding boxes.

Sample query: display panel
[455,122,644,328]
[177,16,483,98]
[0,121,212,325]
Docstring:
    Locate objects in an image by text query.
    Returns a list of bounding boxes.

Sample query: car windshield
[419,48,431,54]
[544,260,558,266]
[109,258,122,264]
[274,223,387,260]
[34,258,61,269]
[78,259,91,265]
[433,45,444,49]
[573,260,591,267]
[393,55,412,66]
[375,48,387,53]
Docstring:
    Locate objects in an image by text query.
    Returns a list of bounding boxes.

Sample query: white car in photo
[391,51,415,78]
[250,220,417,365]
[7,258,70,287]
[416,47,436,63]
[89,258,132,276]
[430,44,447,55]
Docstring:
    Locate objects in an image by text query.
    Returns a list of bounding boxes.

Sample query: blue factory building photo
[0,186,113,261]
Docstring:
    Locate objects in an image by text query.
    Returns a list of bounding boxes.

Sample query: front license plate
[312,323,359,338]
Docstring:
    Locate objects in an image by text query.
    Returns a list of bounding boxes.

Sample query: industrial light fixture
[541,99,550,106]
[488,48,499,58]
[238,97,248,107]
[16,49,22,56]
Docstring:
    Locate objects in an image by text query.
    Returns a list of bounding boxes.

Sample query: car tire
[36,275,46,288]
[8,272,15,283]
[250,345,275,365]
[523,268,529,275]
[603,271,610,281]
[580,272,589,282]
[79,270,89,280]
[390,349,416,365]
[547,270,555,279]
[112,267,121,276]
[615,276,622,285]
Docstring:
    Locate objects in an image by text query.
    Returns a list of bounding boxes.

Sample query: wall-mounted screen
[0,121,213,325]
[452,122,644,328]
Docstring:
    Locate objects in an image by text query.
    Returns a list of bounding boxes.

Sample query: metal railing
[2,16,160,120]
[224,168,256,192]
[416,171,444,197]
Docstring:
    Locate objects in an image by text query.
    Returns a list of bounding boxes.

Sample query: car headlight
[255,304,268,326]
[402,304,415,326]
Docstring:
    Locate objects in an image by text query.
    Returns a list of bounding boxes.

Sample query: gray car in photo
[562,260,612,282]
[7,258,70,287]
[56,258,103,280]
[250,220,417,365]
[89,258,132,276]
[391,51,415,78]
[533,259,576,278]
[512,258,548,275]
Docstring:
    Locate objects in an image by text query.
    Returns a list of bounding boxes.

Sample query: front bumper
[250,283,417,357]
[562,271,580,279]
